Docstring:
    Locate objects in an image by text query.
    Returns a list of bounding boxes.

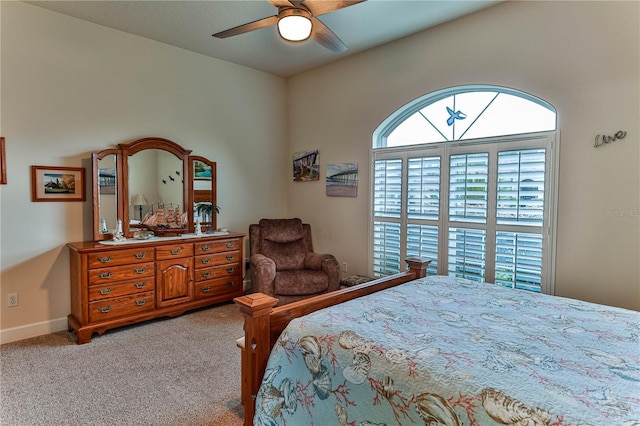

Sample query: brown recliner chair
[249,218,340,305]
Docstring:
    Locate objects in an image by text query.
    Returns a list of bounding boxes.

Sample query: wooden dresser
[67,232,244,344]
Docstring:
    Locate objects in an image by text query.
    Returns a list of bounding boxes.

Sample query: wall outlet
[342,262,348,273]
[8,293,18,307]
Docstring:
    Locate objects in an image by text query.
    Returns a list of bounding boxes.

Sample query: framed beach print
[193,159,212,180]
[326,162,358,197]
[31,165,86,202]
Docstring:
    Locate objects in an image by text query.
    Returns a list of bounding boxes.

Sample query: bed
[235,258,640,425]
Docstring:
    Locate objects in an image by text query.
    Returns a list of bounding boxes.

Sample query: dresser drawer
[194,264,240,282]
[195,239,241,255]
[88,248,154,269]
[195,251,241,269]
[194,276,243,300]
[89,291,155,322]
[88,278,155,302]
[88,262,154,285]
[156,244,194,260]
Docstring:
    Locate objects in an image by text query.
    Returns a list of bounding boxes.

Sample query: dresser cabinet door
[156,257,194,307]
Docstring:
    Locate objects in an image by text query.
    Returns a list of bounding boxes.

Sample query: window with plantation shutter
[371,85,558,295]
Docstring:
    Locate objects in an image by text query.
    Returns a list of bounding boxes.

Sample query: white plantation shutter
[407,157,440,220]
[374,159,402,218]
[495,231,543,291]
[373,221,401,276]
[373,158,403,276]
[448,227,486,281]
[497,149,546,226]
[449,153,488,223]
[407,224,439,276]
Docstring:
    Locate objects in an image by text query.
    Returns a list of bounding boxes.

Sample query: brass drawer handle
[134,282,147,289]
[98,256,112,263]
[98,272,112,279]
[134,252,147,259]
[200,245,210,252]
[98,306,112,313]
[170,248,182,255]
[226,267,235,273]
[134,267,147,274]
[225,243,234,248]
[98,287,113,295]
[201,258,211,264]
[201,271,211,278]
[226,255,234,261]
[135,299,147,306]
[226,281,234,287]
[201,286,212,293]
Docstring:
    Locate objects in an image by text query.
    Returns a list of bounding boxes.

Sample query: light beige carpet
[0,303,245,426]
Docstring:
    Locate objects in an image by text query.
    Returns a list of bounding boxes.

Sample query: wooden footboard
[233,257,430,425]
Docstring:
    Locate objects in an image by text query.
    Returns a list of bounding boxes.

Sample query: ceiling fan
[212,0,366,53]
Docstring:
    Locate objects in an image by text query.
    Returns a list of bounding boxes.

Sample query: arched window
[371,85,558,294]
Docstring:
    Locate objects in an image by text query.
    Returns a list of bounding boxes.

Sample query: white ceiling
[26,0,499,78]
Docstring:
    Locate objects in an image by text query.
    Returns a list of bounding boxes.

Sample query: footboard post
[406,257,431,278]
[234,293,279,426]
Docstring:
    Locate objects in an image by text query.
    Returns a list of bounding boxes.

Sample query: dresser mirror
[92,137,217,240]
[189,155,218,233]
[92,149,122,240]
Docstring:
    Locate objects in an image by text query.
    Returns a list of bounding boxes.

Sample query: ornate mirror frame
[119,137,191,238]
[92,137,217,240]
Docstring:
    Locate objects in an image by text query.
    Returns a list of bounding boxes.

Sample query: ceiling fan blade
[212,15,279,39]
[310,16,347,53]
[302,0,366,16]
[268,0,295,8]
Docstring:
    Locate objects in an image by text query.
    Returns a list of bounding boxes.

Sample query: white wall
[0,2,289,342]
[287,1,640,310]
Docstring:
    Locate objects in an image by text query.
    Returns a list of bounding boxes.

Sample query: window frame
[369,86,559,294]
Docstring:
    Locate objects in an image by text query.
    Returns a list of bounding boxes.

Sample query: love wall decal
[594,130,627,148]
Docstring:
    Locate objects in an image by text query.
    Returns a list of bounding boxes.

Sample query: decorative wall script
[594,130,626,148]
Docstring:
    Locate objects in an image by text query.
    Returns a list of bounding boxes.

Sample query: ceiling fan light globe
[277,15,312,42]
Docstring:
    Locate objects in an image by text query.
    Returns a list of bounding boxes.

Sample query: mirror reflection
[92,138,215,240]
[95,154,119,235]
[191,156,217,233]
[128,149,185,231]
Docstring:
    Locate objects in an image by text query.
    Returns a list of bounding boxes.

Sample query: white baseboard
[0,317,68,345]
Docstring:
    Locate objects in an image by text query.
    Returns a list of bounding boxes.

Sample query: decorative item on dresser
[67,232,244,344]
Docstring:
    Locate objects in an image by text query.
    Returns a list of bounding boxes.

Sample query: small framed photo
[31,165,86,202]
[193,159,212,180]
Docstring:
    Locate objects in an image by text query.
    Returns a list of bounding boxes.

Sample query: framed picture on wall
[326,163,358,197]
[31,165,86,202]
[193,159,212,180]
[293,149,320,182]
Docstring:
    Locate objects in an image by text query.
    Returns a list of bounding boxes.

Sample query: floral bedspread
[254,275,640,425]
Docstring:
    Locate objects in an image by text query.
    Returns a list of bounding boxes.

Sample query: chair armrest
[250,254,277,295]
[305,253,341,292]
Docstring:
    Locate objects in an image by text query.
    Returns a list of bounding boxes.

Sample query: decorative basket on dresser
[67,232,244,344]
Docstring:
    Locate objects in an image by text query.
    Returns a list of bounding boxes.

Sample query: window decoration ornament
[446,106,466,126]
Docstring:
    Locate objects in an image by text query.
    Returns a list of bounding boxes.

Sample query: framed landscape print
[31,165,86,202]
[193,159,212,180]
